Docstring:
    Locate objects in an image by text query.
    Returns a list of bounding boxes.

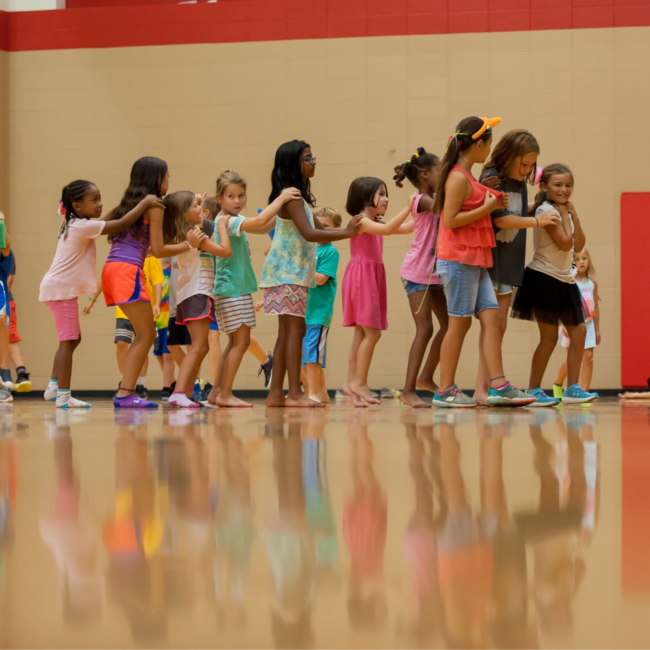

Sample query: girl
[475,130,561,406]
[554,250,600,394]
[259,140,360,408]
[40,180,162,408]
[432,116,534,409]
[206,170,300,408]
[162,191,231,408]
[511,164,599,404]
[103,156,204,408]
[393,148,448,409]
[341,177,415,407]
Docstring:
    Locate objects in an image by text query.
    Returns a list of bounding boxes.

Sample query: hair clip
[412,152,420,160]
[445,131,468,153]
[58,201,67,216]
[471,117,502,140]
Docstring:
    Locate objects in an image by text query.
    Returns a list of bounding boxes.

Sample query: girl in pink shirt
[39,180,162,408]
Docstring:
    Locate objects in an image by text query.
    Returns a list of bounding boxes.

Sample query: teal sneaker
[562,384,599,404]
[487,383,536,408]
[432,385,477,409]
[528,387,560,408]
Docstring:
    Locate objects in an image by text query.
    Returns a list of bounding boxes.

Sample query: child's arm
[547,204,574,252]
[83,289,103,316]
[358,194,416,236]
[315,272,331,286]
[149,207,207,257]
[242,188,302,234]
[285,199,361,243]
[493,210,560,230]
[100,195,164,234]
[593,280,601,345]
[567,201,586,253]
[153,282,162,319]
[198,219,232,258]
[442,171,501,229]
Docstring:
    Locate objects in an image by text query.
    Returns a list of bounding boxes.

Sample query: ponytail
[393,147,440,189]
[59,180,93,240]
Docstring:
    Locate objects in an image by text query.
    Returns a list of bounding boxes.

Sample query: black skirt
[511,267,588,326]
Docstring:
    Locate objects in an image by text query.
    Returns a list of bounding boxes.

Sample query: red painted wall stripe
[621,193,650,390]
[1,0,650,52]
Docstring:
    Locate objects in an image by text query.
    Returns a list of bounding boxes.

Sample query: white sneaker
[0,387,13,403]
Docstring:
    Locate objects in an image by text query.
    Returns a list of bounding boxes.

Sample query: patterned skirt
[263,284,308,318]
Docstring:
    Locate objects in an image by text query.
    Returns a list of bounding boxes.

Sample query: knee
[142,324,157,345]
[73,334,82,349]
[571,324,587,344]
[417,319,434,340]
[367,328,382,343]
[452,319,472,336]
[196,339,210,358]
[584,349,594,364]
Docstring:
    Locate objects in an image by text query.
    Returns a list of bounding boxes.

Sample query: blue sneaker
[528,387,560,408]
[487,383,536,407]
[562,384,599,404]
[432,385,477,409]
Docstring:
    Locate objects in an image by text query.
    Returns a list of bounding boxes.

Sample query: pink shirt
[400,194,442,286]
[39,218,106,302]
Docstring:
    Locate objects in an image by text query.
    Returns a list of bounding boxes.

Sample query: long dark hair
[108,156,168,242]
[529,163,574,216]
[393,147,440,188]
[432,116,493,215]
[483,129,540,183]
[59,179,94,239]
[269,140,315,207]
[345,177,387,216]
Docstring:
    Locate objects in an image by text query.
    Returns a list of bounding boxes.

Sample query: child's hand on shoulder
[408,192,418,209]
[144,195,165,210]
[537,210,560,228]
[187,229,206,249]
[347,214,364,235]
[280,188,302,203]
[481,175,501,190]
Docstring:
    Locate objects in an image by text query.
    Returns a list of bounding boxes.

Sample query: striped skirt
[214,294,256,334]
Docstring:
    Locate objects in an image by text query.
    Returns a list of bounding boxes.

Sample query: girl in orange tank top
[431,116,535,410]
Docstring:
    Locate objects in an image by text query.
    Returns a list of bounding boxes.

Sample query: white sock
[56,389,71,405]
[169,392,200,409]
[138,377,147,387]
[48,379,58,389]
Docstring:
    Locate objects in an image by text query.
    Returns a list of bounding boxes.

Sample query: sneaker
[161,387,172,402]
[552,383,563,399]
[380,388,401,399]
[0,369,14,390]
[432,385,477,409]
[135,384,148,399]
[197,382,213,403]
[0,387,13,403]
[113,394,158,409]
[14,370,32,393]
[193,379,204,398]
[528,388,560,408]
[562,384,599,404]
[258,354,273,388]
[487,383,536,408]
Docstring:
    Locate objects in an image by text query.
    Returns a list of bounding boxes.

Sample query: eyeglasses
[302,156,317,164]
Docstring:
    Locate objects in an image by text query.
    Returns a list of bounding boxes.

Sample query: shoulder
[147,205,164,221]
[536,201,559,216]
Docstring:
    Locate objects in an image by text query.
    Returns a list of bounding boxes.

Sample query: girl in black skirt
[511,164,599,404]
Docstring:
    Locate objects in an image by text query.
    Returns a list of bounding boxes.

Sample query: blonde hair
[575,248,596,279]
[162,191,195,244]
[314,206,342,228]
[216,170,247,199]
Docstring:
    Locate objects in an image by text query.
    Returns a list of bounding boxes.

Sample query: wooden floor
[0,397,649,649]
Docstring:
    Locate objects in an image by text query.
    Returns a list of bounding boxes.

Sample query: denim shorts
[400,277,442,297]
[436,259,499,317]
[492,281,513,296]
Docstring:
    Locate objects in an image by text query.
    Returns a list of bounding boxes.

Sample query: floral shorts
[263,284,307,318]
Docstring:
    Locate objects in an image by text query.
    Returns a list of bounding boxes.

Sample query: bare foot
[216,394,254,408]
[207,386,220,406]
[416,378,439,394]
[285,395,325,408]
[319,391,330,404]
[265,392,286,408]
[341,384,355,399]
[351,385,381,406]
[399,391,431,409]
[473,393,488,407]
[351,392,368,408]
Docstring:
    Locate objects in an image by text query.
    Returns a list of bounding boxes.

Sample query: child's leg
[116,342,129,376]
[140,356,148,385]
[439,316,472,391]
[418,289,448,391]
[555,358,569,388]
[266,316,289,407]
[175,319,211,397]
[351,326,382,406]
[0,315,9,370]
[342,326,364,398]
[208,329,222,385]
[216,326,253,408]
[116,302,157,397]
[476,307,507,388]
[474,292,511,404]
[163,354,176,388]
[317,367,329,403]
[52,338,82,390]
[581,348,594,391]
[305,363,322,402]
[208,335,232,403]
[9,342,25,372]
[529,322,561,390]
[285,316,322,407]
[247,335,268,364]
[565,323,587,387]
[168,344,185,369]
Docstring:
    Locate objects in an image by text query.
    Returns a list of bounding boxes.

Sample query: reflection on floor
[0,398,649,649]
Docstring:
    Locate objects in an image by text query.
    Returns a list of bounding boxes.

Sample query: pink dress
[342,232,387,330]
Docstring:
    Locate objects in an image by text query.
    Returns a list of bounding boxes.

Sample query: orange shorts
[101,261,150,307]
[9,300,21,342]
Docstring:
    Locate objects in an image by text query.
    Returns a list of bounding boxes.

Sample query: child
[0,216,12,401]
[432,116,534,409]
[40,179,162,408]
[554,250,600,395]
[161,191,231,408]
[206,171,299,408]
[511,164,599,404]
[341,178,415,407]
[152,256,176,400]
[475,130,561,407]
[104,156,204,408]
[259,140,360,408]
[393,148,448,409]
[301,207,342,404]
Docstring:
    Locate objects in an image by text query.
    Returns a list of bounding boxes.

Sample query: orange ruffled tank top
[437,165,500,268]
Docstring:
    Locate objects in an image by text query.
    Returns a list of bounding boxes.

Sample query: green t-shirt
[0,221,6,250]
[305,243,339,328]
[213,215,258,298]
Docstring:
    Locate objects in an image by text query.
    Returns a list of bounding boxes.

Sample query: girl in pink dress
[341,177,414,407]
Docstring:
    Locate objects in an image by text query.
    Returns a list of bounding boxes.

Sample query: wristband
[184,240,194,250]
[89,296,97,303]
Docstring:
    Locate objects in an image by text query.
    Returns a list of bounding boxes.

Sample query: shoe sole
[529,400,560,408]
[0,382,14,390]
[562,396,599,404]
[432,401,477,409]
[15,382,32,393]
[487,398,537,407]
[113,403,159,409]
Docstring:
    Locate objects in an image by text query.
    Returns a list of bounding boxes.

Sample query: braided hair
[393,147,440,188]
[59,180,94,240]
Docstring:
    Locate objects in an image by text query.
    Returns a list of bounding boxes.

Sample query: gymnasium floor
[0,397,649,649]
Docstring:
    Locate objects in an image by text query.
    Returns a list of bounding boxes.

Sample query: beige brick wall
[7,27,648,391]
[0,52,8,216]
